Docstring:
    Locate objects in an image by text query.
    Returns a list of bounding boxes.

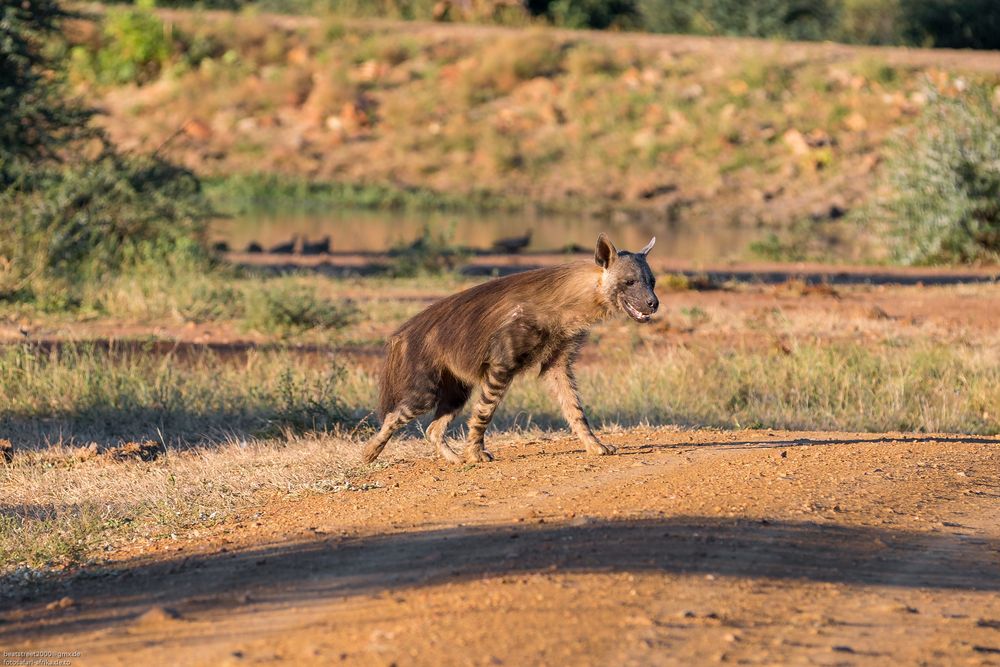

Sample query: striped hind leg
[362,406,415,464]
[425,373,471,463]
[426,406,462,463]
[463,365,514,463]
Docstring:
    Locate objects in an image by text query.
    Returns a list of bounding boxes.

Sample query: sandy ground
[3,428,998,666]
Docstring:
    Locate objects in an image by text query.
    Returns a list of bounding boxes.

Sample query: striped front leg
[545,361,615,455]
[464,366,513,463]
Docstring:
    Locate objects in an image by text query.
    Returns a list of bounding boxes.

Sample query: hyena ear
[595,233,618,268]
[638,236,656,256]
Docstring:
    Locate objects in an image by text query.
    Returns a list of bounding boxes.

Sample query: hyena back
[362,233,658,464]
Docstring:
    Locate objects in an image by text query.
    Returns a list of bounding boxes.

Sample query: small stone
[843,111,867,132]
[627,614,655,626]
[134,606,182,625]
[45,596,74,611]
[782,129,810,156]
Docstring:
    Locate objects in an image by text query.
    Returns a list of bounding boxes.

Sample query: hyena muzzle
[362,233,658,464]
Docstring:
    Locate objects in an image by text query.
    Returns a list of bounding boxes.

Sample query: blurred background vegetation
[1,0,998,318]
[102,0,1000,49]
[0,0,213,306]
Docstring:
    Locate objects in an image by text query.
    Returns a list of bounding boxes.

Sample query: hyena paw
[437,442,463,464]
[587,441,617,456]
[464,448,495,463]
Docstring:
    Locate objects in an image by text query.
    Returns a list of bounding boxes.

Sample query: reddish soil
[4,428,999,665]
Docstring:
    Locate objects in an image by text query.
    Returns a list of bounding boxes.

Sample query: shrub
[528,0,640,29]
[265,365,352,436]
[460,32,564,104]
[639,0,836,41]
[242,281,355,335]
[0,0,93,184]
[837,0,902,44]
[0,0,215,308]
[0,154,212,300]
[70,0,174,85]
[387,224,467,277]
[899,0,1000,50]
[875,85,1000,265]
[96,0,1000,50]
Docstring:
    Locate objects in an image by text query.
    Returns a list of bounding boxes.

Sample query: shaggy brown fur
[363,233,658,464]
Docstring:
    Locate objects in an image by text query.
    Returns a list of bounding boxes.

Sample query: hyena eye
[625,279,637,286]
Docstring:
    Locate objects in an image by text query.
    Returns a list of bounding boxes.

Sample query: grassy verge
[204,173,539,216]
[2,269,360,339]
[3,336,997,450]
[2,337,996,575]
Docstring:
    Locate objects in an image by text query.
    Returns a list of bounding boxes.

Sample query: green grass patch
[204,173,531,216]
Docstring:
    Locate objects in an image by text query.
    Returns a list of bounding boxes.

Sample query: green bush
[98,0,1000,49]
[0,154,212,299]
[875,86,1000,265]
[837,0,902,44]
[70,1,174,85]
[0,0,215,308]
[265,364,352,435]
[639,0,836,40]
[527,0,640,29]
[899,0,1000,50]
[387,224,467,277]
[0,0,94,184]
[242,281,355,334]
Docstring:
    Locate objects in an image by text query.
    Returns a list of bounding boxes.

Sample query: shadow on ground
[4,515,997,642]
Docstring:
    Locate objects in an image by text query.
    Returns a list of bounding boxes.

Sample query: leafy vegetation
[0,0,214,310]
[387,224,468,277]
[103,0,1000,49]
[205,173,524,215]
[0,154,211,302]
[0,0,93,183]
[874,86,1000,265]
[70,0,175,85]
[242,280,356,334]
[639,0,837,41]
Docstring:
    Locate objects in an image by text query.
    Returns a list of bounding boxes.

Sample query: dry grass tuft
[0,434,429,574]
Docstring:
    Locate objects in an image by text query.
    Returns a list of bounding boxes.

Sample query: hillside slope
[75,8,1000,229]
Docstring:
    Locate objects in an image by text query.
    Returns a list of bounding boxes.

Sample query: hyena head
[595,233,659,323]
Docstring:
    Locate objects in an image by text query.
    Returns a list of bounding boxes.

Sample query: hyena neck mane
[503,261,611,331]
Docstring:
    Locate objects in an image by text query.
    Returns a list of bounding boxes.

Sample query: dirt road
[3,428,998,665]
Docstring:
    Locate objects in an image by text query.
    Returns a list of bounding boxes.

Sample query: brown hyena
[362,233,658,464]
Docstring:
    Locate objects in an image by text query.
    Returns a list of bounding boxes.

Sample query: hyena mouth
[621,299,651,323]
